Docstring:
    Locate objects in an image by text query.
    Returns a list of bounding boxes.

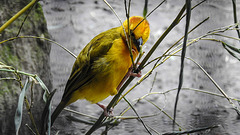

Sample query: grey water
[42,0,240,134]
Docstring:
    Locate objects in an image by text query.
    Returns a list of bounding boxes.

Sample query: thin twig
[145,99,184,129]
[123,97,152,135]
[149,72,157,93]
[0,77,16,81]
[24,96,40,135]
[0,36,77,58]
[212,33,240,41]
[103,0,134,66]
[63,108,98,119]
[146,0,166,18]
[138,4,186,72]
[26,124,37,135]
[30,80,34,109]
[0,0,39,33]
[163,125,220,135]
[16,0,37,36]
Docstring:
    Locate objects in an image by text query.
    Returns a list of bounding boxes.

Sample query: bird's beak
[136,37,143,52]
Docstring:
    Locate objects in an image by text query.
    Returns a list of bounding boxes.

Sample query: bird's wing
[61,28,121,101]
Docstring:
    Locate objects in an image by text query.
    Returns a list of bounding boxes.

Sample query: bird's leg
[134,62,143,74]
[96,103,113,117]
[99,66,141,116]
[97,66,141,117]
[131,62,142,77]
[116,65,142,91]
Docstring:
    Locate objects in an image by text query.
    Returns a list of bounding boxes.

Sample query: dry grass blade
[143,0,148,17]
[173,0,191,129]
[40,90,56,135]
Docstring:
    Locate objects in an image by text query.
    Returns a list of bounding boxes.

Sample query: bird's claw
[130,65,142,78]
[96,103,114,117]
[104,108,114,117]
[130,71,141,77]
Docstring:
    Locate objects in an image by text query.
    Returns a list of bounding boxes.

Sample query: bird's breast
[78,38,137,103]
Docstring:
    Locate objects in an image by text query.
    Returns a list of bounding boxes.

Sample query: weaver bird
[51,16,150,125]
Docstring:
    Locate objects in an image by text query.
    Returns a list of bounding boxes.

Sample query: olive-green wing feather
[51,28,121,125]
[61,27,121,102]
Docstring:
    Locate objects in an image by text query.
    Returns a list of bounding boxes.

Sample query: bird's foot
[116,65,142,91]
[96,103,113,117]
[130,70,141,77]
[130,65,142,77]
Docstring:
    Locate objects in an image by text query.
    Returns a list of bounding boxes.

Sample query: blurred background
[40,0,240,134]
[1,0,240,134]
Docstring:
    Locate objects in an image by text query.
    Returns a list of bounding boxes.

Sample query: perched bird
[51,16,150,125]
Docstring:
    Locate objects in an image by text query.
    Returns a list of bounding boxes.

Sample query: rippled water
[42,0,240,134]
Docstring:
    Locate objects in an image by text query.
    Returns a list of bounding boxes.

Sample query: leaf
[143,0,148,17]
[47,90,56,135]
[222,42,240,61]
[40,89,56,135]
[35,76,50,102]
[223,42,240,53]
[231,0,240,38]
[15,78,31,135]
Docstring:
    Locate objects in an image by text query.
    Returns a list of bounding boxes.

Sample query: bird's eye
[129,30,135,38]
[131,32,135,37]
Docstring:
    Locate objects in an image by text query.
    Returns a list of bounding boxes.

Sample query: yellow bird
[51,16,150,125]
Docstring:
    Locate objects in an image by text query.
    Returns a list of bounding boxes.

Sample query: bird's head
[121,16,150,52]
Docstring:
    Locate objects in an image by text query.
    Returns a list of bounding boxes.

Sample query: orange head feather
[121,16,150,51]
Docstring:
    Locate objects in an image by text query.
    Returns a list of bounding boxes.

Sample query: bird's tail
[51,101,67,126]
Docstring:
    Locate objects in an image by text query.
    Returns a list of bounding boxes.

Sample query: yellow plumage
[51,16,150,125]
